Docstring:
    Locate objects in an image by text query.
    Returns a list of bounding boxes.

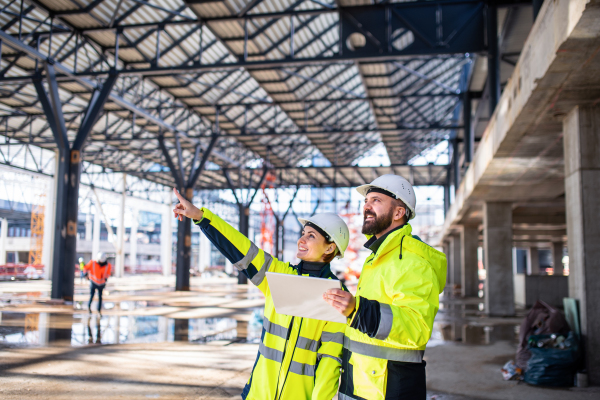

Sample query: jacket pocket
[349,352,388,400]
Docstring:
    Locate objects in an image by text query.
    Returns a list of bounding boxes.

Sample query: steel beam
[0,29,239,168]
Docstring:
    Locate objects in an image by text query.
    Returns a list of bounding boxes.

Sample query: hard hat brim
[356,184,416,220]
[298,217,345,258]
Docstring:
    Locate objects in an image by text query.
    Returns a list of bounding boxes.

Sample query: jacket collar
[364,224,405,254]
[295,261,332,278]
[364,223,413,257]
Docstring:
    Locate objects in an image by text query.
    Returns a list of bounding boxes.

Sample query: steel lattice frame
[0,0,499,192]
[0,0,526,296]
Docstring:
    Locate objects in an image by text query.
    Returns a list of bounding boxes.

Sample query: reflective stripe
[295,336,319,352]
[338,393,359,400]
[321,331,344,345]
[344,336,424,363]
[318,353,342,364]
[259,341,284,363]
[375,303,393,340]
[289,360,316,377]
[251,253,272,286]
[233,242,260,271]
[263,316,288,339]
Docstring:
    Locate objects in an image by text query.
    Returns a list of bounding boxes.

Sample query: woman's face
[297,225,336,262]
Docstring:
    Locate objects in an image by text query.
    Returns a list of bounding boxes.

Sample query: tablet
[266,272,347,324]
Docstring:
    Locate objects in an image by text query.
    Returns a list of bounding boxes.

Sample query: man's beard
[362,208,394,236]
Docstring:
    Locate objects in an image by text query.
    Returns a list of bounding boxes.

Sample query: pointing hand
[172,188,203,222]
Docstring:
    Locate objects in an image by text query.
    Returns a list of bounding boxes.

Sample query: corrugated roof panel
[38,0,83,12]
[117,47,146,62]
[150,76,182,87]
[251,70,281,82]
[62,13,104,29]
[208,20,245,38]
[226,40,261,56]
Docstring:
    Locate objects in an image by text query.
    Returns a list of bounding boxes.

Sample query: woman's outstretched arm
[172,188,293,295]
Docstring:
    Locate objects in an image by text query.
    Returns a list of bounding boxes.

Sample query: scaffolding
[29,194,45,266]
[259,173,277,256]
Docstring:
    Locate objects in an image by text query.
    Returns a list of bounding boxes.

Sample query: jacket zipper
[277,318,303,400]
[274,316,295,400]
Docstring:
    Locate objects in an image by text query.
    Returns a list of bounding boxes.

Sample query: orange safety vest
[84,261,112,285]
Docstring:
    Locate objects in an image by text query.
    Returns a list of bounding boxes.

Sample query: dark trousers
[340,348,427,400]
[88,282,105,312]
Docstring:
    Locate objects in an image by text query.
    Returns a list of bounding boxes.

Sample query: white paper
[266,272,347,324]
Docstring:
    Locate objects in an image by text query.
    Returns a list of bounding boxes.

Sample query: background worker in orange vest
[84,252,112,316]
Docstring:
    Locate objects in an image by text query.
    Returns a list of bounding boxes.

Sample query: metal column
[463,91,473,165]
[34,65,117,301]
[452,138,460,193]
[159,134,218,291]
[532,0,544,21]
[238,204,250,284]
[224,167,269,284]
[487,4,500,117]
[176,197,193,291]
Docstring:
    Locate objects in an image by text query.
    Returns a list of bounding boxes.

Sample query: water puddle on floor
[0,308,264,348]
[428,297,521,347]
[428,321,519,347]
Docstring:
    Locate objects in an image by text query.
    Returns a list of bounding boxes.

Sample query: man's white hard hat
[96,252,107,263]
[297,213,350,258]
[356,174,417,220]
[79,257,84,263]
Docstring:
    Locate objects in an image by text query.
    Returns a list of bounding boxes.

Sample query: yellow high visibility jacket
[340,224,447,400]
[195,208,346,400]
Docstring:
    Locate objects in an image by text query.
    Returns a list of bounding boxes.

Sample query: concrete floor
[1,277,598,399]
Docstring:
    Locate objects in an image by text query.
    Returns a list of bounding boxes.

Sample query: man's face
[362,192,396,235]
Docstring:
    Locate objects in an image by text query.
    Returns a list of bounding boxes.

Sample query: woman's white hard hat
[297,213,350,258]
[356,174,417,220]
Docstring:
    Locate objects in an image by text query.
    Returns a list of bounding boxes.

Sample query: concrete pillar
[198,233,210,273]
[129,209,138,274]
[483,202,514,316]
[443,241,450,286]
[115,175,126,278]
[161,193,173,277]
[461,225,479,297]
[92,206,101,259]
[38,312,48,346]
[225,259,233,275]
[527,247,540,275]
[563,105,600,384]
[0,218,7,265]
[85,211,92,242]
[449,234,461,287]
[551,242,564,276]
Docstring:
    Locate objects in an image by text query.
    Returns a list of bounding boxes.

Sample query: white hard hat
[297,213,350,258]
[78,257,84,263]
[356,174,417,220]
[96,252,107,263]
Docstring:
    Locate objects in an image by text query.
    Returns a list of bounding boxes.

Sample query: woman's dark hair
[322,245,337,263]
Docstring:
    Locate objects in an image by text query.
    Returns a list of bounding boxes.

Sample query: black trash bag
[516,300,570,369]
[524,332,579,387]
